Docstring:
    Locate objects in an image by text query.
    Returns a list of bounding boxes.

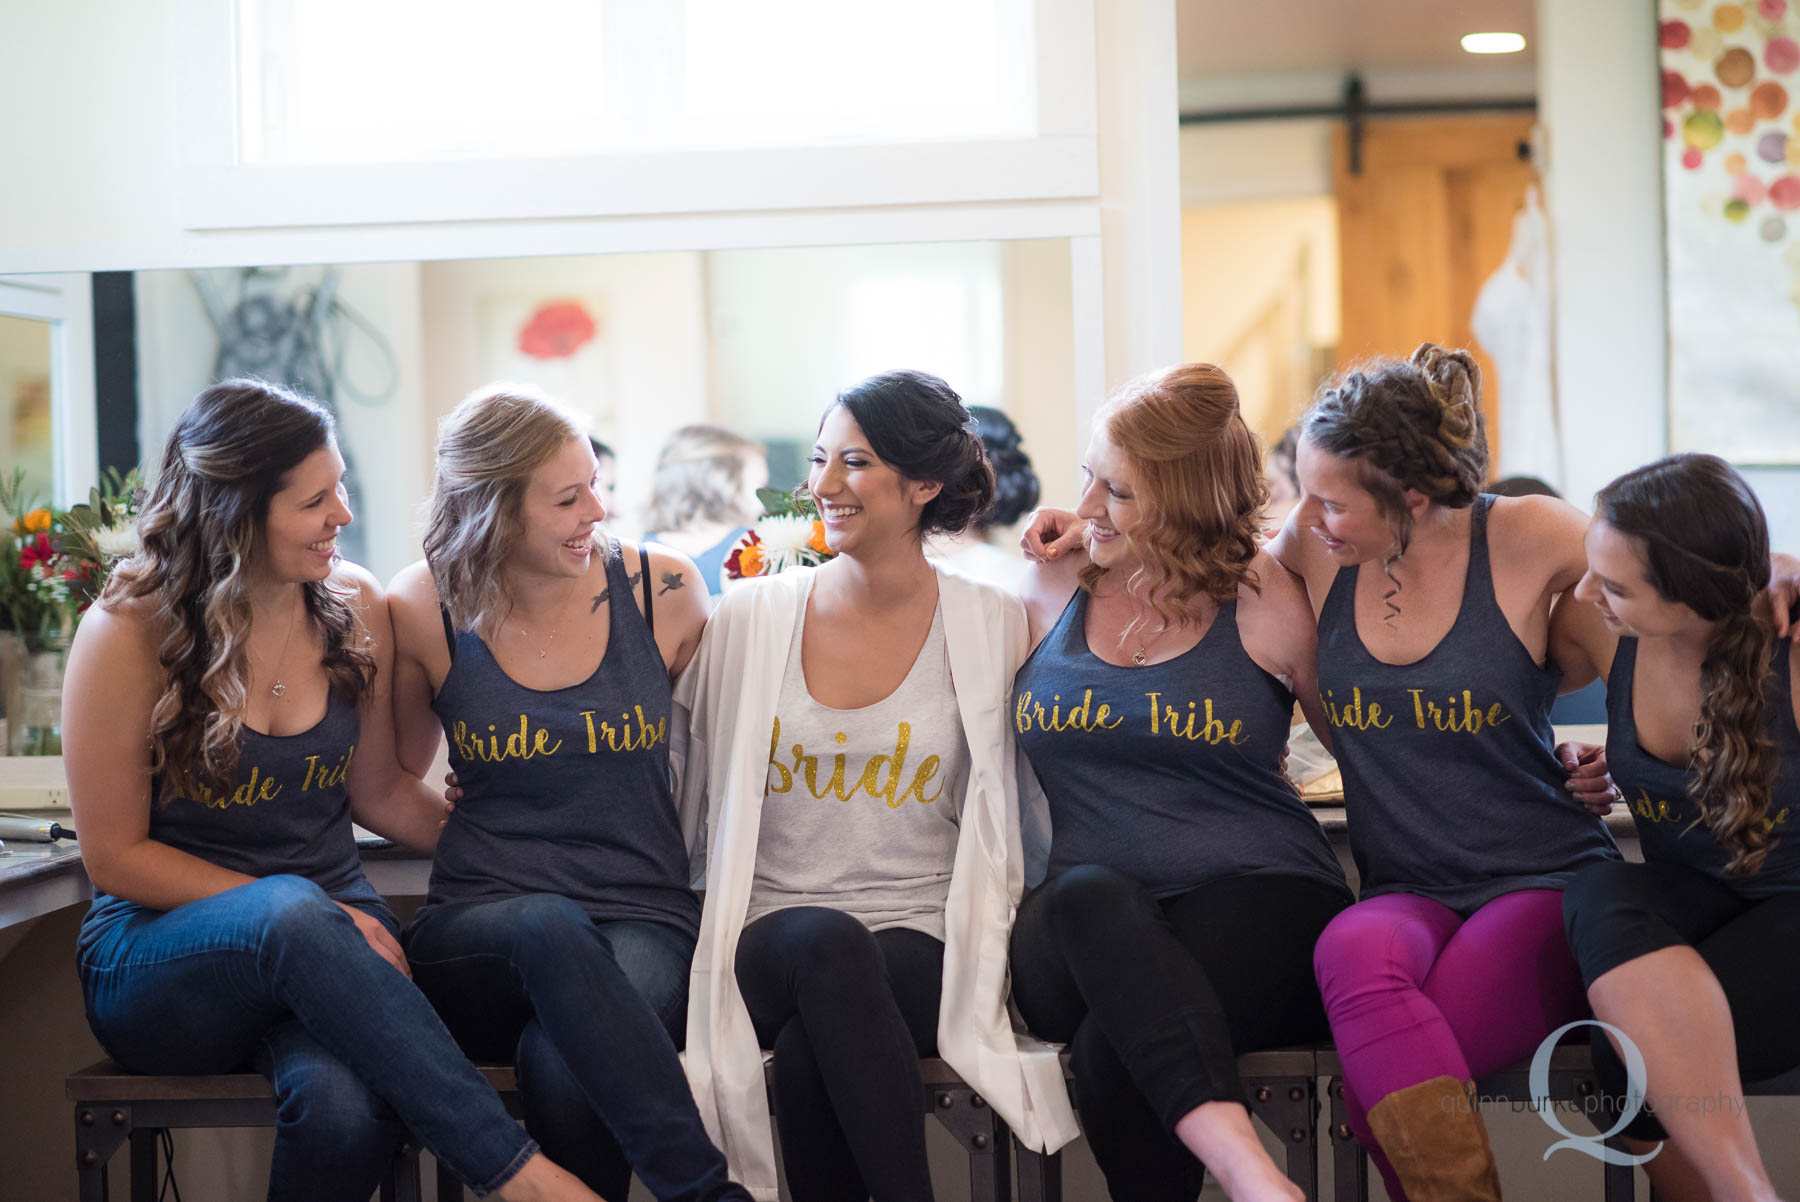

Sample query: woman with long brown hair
[1008,364,1352,1202]
[1554,454,1799,1202]
[66,380,601,1202]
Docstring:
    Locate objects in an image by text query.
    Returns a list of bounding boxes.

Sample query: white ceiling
[1176,0,1537,79]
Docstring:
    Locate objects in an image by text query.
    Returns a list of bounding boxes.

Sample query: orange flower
[808,520,830,556]
[14,508,52,535]
[737,543,766,577]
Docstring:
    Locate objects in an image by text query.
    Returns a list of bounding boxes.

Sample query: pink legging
[1312,890,1589,1201]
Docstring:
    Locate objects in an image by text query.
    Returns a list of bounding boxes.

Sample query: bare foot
[492,1152,606,1202]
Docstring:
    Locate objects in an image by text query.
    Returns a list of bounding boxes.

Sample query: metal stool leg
[130,1128,159,1202]
[1246,1078,1319,1202]
[1014,1145,1062,1202]
[1327,1078,1369,1202]
[930,1086,1011,1202]
[383,1140,423,1202]
[74,1103,132,1202]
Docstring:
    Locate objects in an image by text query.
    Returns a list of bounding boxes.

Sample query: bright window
[238,0,1037,166]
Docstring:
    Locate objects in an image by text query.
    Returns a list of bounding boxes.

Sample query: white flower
[94,524,139,559]
[753,514,816,571]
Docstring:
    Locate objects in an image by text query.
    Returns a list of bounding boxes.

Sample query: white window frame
[175,0,1099,231]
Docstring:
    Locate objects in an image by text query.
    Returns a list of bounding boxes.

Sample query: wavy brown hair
[1597,454,1778,877]
[1080,363,1266,638]
[425,384,583,639]
[1301,342,1488,617]
[102,380,374,802]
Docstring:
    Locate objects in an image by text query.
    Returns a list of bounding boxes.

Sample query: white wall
[134,263,430,582]
[1538,0,1671,515]
[418,252,710,536]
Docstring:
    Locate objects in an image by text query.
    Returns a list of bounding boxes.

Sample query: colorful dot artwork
[1664,1,1798,236]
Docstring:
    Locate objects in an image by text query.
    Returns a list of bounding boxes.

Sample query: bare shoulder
[1238,550,1316,675]
[384,560,446,653]
[1487,494,1588,560]
[1018,550,1083,645]
[328,559,385,611]
[384,560,443,618]
[74,597,163,666]
[1264,512,1337,614]
[639,542,704,596]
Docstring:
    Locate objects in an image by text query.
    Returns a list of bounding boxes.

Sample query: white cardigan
[673,562,1079,1200]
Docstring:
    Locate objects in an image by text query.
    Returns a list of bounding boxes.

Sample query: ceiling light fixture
[1461,32,1527,54]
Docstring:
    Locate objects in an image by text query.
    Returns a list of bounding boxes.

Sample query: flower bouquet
[723,487,836,580]
[0,468,142,753]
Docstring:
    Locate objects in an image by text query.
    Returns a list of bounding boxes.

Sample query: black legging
[1010,866,1349,1202]
[735,906,944,1202]
[1563,859,1800,1141]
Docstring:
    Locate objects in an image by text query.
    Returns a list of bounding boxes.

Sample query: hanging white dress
[1471,184,1565,489]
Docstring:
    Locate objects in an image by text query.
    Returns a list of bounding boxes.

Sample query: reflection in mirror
[0,314,54,501]
[121,240,1078,583]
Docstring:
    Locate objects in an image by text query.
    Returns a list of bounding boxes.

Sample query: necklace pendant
[1131,648,1148,666]
[270,681,287,698]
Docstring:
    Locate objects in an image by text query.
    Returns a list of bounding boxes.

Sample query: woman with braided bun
[1552,455,1799,1202]
[1272,344,1625,1200]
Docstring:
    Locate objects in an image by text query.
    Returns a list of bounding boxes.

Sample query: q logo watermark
[1529,1020,1661,1166]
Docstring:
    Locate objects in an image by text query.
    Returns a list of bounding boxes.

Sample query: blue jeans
[405,893,746,1202]
[78,875,537,1201]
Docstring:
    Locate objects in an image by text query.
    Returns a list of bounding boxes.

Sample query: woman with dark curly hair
[677,370,1078,1202]
[1008,364,1353,1202]
[1554,454,1799,1202]
[65,380,601,1202]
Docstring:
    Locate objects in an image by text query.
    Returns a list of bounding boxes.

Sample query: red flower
[18,532,53,572]
[517,301,600,360]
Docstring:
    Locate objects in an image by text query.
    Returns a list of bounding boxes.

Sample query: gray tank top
[1315,495,1618,911]
[421,541,700,936]
[1015,590,1349,900]
[751,601,968,940]
[1605,636,1800,897]
[81,692,378,944]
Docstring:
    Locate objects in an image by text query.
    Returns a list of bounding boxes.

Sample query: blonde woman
[68,380,601,1202]
[642,424,768,596]
[388,386,750,1202]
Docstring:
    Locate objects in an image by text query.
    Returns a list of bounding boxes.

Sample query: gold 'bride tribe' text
[194,746,357,809]
[1013,688,1247,745]
[449,708,666,764]
[1322,687,1511,734]
[766,717,944,807]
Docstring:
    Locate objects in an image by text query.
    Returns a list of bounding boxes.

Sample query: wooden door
[1333,115,1537,448]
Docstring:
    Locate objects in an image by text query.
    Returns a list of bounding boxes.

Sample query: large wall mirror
[0,239,1079,762]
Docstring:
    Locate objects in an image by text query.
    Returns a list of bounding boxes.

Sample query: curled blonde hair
[1301,342,1489,617]
[103,380,374,802]
[1079,363,1266,639]
[425,385,583,639]
[640,425,765,533]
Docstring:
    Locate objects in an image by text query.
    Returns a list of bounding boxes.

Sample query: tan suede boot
[1365,1075,1503,1201]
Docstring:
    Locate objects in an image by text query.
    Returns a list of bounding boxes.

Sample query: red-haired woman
[1009,364,1352,1202]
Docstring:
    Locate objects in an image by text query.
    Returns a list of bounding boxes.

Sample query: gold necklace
[511,619,559,659]
[266,596,301,699]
